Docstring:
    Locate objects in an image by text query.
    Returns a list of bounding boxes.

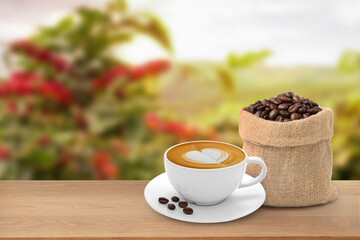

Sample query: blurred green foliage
[337,50,360,74]
[227,49,271,68]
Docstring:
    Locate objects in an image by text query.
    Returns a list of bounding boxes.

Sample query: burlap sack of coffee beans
[239,107,338,207]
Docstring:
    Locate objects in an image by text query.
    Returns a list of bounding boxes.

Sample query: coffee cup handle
[238,156,267,188]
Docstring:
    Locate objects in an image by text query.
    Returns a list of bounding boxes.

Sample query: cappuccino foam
[166,142,245,169]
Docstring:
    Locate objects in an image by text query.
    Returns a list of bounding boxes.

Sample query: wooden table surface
[0,181,359,240]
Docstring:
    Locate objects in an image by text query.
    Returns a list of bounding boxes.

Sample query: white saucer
[144,173,265,223]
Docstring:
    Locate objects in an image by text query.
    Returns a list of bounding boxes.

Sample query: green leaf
[122,13,172,52]
[27,149,57,169]
[227,49,271,68]
[214,65,235,93]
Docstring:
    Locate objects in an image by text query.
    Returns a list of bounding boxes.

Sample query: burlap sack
[239,107,338,207]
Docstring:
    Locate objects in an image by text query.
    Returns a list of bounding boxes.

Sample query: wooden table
[0,181,358,239]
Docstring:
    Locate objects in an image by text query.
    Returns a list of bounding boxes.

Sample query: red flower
[39,81,72,104]
[6,80,34,96]
[177,125,198,139]
[0,145,10,160]
[91,60,169,91]
[106,67,128,81]
[12,40,72,73]
[92,151,118,180]
[130,60,170,80]
[162,121,181,133]
[11,71,40,82]
[146,60,171,74]
[92,151,110,168]
[11,40,32,52]
[162,121,198,139]
[129,65,146,79]
[92,67,128,90]
[0,71,73,105]
[145,113,162,131]
[102,164,118,179]
[145,114,199,140]
[0,71,40,97]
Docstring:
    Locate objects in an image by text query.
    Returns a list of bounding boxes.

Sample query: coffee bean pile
[158,196,193,215]
[243,92,321,122]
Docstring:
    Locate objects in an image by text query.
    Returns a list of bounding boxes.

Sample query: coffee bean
[278,103,289,110]
[171,196,179,202]
[269,109,279,120]
[278,95,292,103]
[262,99,267,105]
[279,110,290,117]
[158,197,169,204]
[307,107,321,114]
[247,105,255,113]
[269,103,277,110]
[285,91,294,98]
[283,118,291,122]
[167,203,176,210]
[298,107,307,114]
[255,111,262,117]
[257,105,266,111]
[277,93,286,98]
[183,207,193,215]
[248,106,254,113]
[292,95,301,103]
[253,103,262,109]
[290,112,300,120]
[178,201,188,208]
[310,100,318,107]
[261,109,270,118]
[303,113,311,118]
[288,104,299,113]
[275,115,283,122]
[269,97,281,105]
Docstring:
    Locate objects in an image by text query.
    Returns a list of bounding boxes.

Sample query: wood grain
[0,181,359,239]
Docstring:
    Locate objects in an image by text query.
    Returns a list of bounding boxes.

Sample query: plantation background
[0,0,359,180]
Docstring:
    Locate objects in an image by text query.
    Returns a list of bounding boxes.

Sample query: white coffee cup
[164,140,267,205]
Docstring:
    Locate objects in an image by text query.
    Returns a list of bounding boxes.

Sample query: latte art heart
[166,142,245,169]
[184,148,229,164]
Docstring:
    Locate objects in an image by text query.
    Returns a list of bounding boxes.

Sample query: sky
[0,0,359,66]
